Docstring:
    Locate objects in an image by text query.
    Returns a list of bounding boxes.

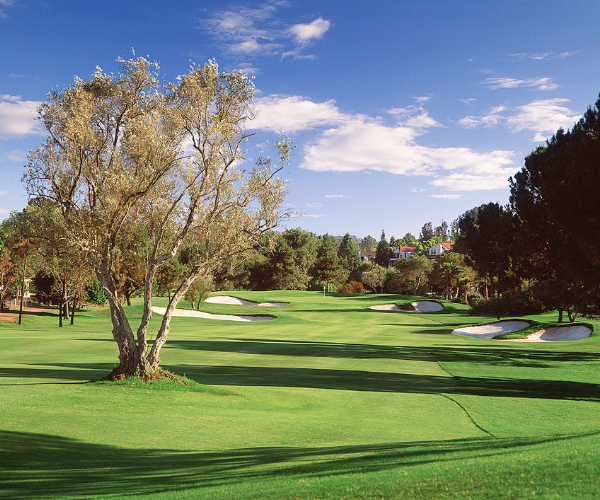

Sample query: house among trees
[389,242,454,267]
[359,251,377,263]
[427,242,453,259]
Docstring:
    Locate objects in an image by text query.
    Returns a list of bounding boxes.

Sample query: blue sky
[1,0,599,239]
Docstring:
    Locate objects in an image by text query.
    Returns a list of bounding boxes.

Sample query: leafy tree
[312,234,346,292]
[337,233,361,278]
[375,230,391,267]
[358,235,377,252]
[454,203,516,298]
[434,220,449,241]
[401,233,417,246]
[0,250,17,312]
[184,276,213,310]
[429,253,474,301]
[23,56,288,379]
[509,95,600,320]
[419,222,434,242]
[361,264,387,293]
[415,236,442,256]
[393,254,433,295]
[85,280,107,306]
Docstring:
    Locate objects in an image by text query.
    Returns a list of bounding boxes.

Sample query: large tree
[23,57,288,379]
[509,95,600,319]
[453,203,516,298]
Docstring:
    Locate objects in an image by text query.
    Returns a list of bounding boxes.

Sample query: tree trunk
[70,297,76,325]
[18,255,27,325]
[98,268,149,379]
[558,308,564,323]
[147,269,201,371]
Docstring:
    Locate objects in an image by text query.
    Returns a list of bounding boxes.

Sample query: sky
[1,0,600,240]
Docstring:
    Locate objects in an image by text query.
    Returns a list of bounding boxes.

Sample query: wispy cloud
[300,213,323,218]
[200,2,330,59]
[483,77,559,91]
[0,190,7,195]
[7,149,26,162]
[458,98,580,141]
[0,208,10,214]
[429,194,461,199]
[306,202,323,207]
[510,51,577,61]
[387,96,442,130]
[506,99,580,141]
[0,0,14,18]
[325,194,352,199]
[0,95,44,139]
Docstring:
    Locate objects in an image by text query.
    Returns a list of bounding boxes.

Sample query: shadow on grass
[1,430,598,499]
[164,364,600,401]
[4,359,599,402]
[165,338,599,367]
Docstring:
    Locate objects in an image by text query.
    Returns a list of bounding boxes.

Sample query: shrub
[84,280,107,306]
[469,292,543,317]
[339,281,366,294]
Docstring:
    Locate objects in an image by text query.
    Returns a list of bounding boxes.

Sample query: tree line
[453,94,600,323]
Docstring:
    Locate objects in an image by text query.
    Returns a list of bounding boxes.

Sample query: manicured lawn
[1,291,599,499]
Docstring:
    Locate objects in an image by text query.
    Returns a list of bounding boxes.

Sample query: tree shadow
[1,430,597,499]
[163,363,600,402]
[165,337,599,367]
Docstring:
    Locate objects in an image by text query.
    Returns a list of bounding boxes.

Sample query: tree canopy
[23,56,289,378]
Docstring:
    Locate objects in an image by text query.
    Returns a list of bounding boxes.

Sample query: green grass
[1,291,600,499]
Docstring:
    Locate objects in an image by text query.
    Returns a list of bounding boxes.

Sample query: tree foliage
[23,56,289,378]
[509,96,600,319]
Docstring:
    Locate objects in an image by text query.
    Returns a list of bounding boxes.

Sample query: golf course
[1,290,599,499]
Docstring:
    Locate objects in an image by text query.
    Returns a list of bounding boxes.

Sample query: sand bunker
[507,325,591,342]
[452,320,530,339]
[369,301,443,313]
[151,306,275,322]
[204,296,288,307]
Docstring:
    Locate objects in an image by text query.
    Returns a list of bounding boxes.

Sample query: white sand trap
[204,296,288,307]
[452,320,530,339]
[507,325,591,342]
[369,301,443,313]
[151,306,275,322]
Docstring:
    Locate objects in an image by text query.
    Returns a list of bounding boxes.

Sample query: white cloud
[388,96,442,130]
[289,17,330,45]
[324,194,351,199]
[306,202,323,207]
[0,95,44,139]
[429,194,461,199]
[458,98,581,141]
[299,113,515,191]
[0,190,6,195]
[201,3,330,59]
[252,95,345,132]
[510,51,576,61]
[299,213,323,218]
[506,99,580,141]
[254,93,519,192]
[483,77,559,91]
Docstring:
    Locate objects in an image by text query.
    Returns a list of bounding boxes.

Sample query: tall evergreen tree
[375,230,391,267]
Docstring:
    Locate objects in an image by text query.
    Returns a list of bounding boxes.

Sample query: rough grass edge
[92,369,235,395]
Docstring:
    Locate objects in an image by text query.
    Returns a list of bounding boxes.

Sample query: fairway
[1,291,600,499]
